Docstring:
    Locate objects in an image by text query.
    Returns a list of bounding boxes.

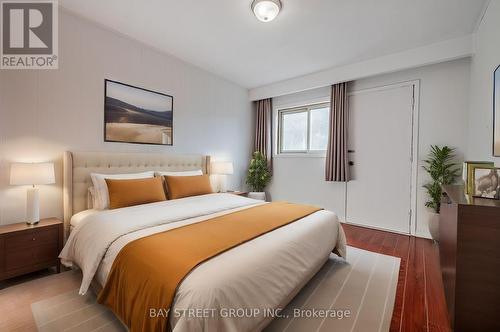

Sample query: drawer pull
[32,237,36,241]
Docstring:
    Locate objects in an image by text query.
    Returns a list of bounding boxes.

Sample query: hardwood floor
[342,223,450,332]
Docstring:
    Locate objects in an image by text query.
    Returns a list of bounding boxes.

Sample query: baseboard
[414,231,432,240]
[340,221,410,236]
[341,221,433,240]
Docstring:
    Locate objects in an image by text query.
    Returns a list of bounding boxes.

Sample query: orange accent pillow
[105,177,167,209]
[164,175,213,199]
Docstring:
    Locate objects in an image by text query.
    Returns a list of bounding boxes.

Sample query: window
[278,103,330,154]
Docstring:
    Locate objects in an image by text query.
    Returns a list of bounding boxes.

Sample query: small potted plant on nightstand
[246,151,271,201]
[423,145,460,242]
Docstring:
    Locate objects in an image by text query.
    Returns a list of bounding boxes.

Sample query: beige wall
[0,10,253,225]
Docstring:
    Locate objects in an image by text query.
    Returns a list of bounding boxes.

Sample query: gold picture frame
[463,161,494,194]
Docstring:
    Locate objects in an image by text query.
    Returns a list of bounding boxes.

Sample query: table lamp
[10,162,55,225]
[211,161,234,193]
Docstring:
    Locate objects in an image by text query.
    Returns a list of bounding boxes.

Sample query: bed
[59,151,346,332]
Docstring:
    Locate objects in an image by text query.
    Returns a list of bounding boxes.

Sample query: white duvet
[60,193,346,332]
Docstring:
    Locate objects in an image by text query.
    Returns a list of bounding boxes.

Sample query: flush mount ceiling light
[251,0,282,22]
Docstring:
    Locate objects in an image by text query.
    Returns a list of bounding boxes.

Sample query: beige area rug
[31,290,125,332]
[31,246,399,332]
[264,246,400,332]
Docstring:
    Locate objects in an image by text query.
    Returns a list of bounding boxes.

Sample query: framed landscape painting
[495,65,500,156]
[104,79,173,145]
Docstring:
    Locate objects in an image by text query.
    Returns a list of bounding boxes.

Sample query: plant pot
[248,192,266,201]
[428,212,440,242]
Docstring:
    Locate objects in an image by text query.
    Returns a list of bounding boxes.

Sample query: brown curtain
[254,98,273,171]
[325,82,349,182]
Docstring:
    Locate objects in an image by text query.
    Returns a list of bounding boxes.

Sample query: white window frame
[277,102,330,156]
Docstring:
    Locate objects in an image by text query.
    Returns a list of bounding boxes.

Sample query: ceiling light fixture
[251,0,282,23]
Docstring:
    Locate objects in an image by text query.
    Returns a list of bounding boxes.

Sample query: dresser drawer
[4,226,58,251]
[4,243,58,271]
[35,243,59,262]
[5,248,36,270]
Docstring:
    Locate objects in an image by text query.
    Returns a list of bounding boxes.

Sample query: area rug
[31,246,399,332]
[264,246,400,332]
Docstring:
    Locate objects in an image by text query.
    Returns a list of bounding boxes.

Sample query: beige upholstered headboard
[63,151,210,236]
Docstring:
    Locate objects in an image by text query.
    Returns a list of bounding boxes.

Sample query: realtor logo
[1,0,58,69]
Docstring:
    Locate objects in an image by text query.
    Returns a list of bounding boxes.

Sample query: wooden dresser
[0,218,63,281]
[440,185,500,332]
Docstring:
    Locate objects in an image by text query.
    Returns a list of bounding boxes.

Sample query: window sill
[273,153,326,159]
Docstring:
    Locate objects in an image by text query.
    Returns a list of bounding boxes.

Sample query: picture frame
[463,161,495,194]
[472,167,500,199]
[494,65,500,156]
[104,79,173,146]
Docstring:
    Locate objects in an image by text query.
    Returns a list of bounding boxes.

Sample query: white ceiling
[60,0,487,89]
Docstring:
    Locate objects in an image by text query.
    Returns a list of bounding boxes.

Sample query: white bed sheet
[60,193,346,332]
[70,209,99,228]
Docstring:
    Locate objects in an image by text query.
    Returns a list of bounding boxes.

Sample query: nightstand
[227,191,248,197]
[0,218,63,281]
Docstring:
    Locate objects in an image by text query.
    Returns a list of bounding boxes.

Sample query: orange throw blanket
[97,202,321,331]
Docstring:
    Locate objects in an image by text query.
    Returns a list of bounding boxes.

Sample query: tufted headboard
[63,151,210,236]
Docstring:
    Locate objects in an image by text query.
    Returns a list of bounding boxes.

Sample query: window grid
[278,102,330,154]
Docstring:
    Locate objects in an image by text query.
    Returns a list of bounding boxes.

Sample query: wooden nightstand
[227,191,248,197]
[0,218,63,281]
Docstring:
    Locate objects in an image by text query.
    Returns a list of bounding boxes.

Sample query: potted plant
[423,145,460,242]
[246,151,271,201]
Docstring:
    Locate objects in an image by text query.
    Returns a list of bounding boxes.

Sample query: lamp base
[26,187,40,225]
[219,175,228,193]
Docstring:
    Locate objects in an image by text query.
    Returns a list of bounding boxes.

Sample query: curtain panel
[325,82,350,182]
[254,98,273,171]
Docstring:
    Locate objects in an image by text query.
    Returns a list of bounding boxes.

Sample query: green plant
[423,145,461,213]
[246,151,271,192]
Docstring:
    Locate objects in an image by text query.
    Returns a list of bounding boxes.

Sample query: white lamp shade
[10,162,55,185]
[211,161,234,175]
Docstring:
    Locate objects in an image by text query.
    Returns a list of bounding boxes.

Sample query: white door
[346,83,415,234]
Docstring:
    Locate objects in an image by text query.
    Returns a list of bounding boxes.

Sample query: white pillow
[90,171,155,210]
[154,170,203,177]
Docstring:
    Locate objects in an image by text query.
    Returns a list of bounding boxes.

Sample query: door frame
[346,80,421,236]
